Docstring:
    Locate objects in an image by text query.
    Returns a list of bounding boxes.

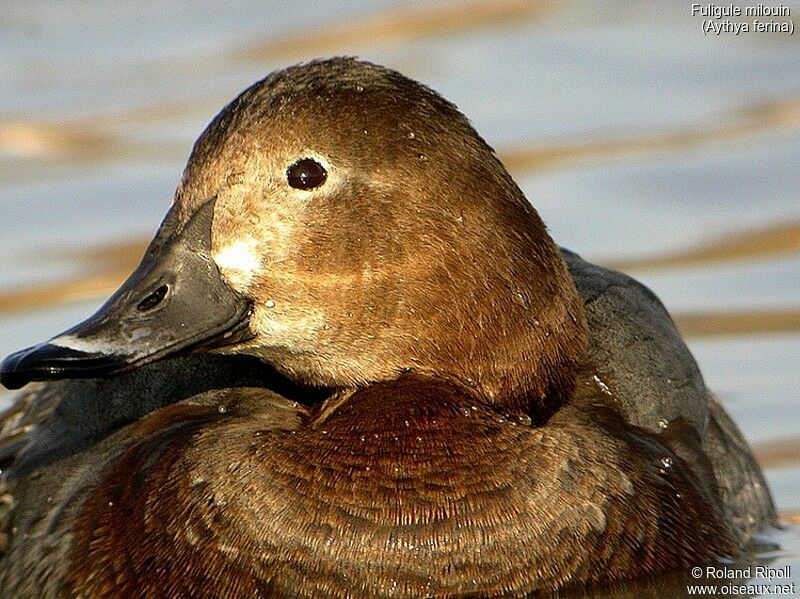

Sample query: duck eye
[286,158,327,190]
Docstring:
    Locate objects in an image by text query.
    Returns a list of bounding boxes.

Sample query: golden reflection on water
[238,0,552,62]
[755,437,800,470]
[606,221,800,272]
[501,98,800,173]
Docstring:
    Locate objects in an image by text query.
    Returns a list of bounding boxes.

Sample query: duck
[0,58,775,598]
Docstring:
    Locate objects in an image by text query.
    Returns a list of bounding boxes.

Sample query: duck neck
[424,239,589,419]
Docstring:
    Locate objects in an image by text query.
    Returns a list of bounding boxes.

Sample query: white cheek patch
[214,239,261,289]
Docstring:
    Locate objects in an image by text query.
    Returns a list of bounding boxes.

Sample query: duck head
[1,58,587,413]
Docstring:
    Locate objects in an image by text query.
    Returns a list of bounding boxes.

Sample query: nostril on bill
[136,284,170,312]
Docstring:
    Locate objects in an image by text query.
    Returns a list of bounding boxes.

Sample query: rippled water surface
[1,1,798,596]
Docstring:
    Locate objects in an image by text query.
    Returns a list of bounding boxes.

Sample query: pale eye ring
[286,158,327,190]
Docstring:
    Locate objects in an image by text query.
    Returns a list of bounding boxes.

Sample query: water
[1,1,798,595]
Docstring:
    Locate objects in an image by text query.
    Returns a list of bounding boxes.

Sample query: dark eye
[286,158,327,190]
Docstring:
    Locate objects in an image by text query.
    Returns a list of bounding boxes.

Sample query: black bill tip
[0,343,122,390]
[0,198,256,391]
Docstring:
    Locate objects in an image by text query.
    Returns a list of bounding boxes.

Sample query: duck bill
[0,199,254,390]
